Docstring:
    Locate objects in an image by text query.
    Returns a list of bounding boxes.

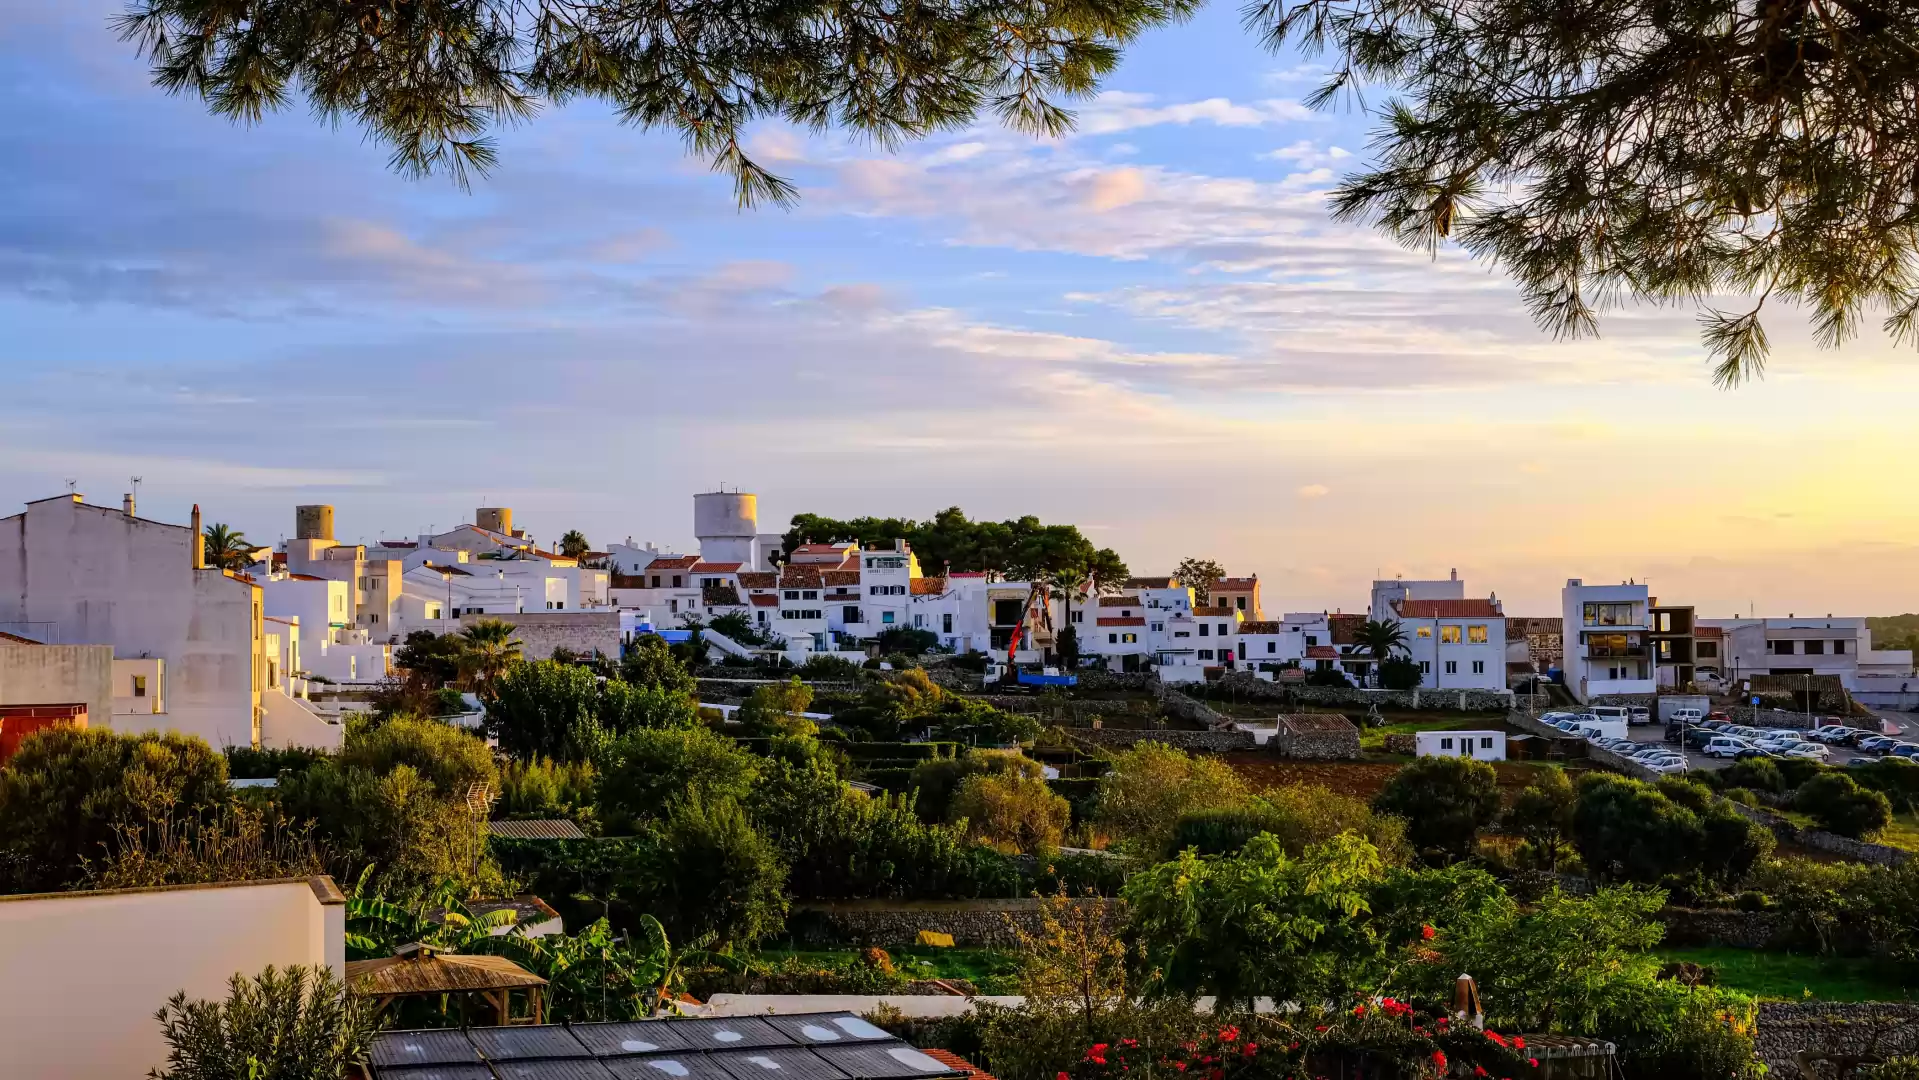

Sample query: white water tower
[694,490,758,565]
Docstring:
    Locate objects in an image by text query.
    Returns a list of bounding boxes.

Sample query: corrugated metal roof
[372,1030,486,1069]
[491,1060,619,1080]
[759,1014,895,1045]
[670,1017,795,1050]
[812,1044,958,1079]
[469,1026,592,1060]
[488,819,589,840]
[571,1021,699,1056]
[711,1047,851,1080]
[603,1055,740,1080]
[379,1066,497,1080]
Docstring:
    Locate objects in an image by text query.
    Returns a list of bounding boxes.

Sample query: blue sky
[4,0,1917,616]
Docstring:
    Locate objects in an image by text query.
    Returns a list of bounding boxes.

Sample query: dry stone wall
[789,898,1126,947]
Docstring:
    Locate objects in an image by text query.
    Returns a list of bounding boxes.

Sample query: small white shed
[1416,730,1508,761]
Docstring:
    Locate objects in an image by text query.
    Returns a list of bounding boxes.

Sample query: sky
[1,0,1916,618]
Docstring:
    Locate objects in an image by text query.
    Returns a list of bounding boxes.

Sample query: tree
[619,636,698,698]
[1246,0,1919,383]
[708,610,769,647]
[0,727,229,892]
[485,660,602,761]
[782,508,1126,584]
[276,761,497,893]
[736,677,817,736]
[150,965,376,1080]
[1010,887,1129,1031]
[342,716,498,797]
[1125,832,1391,1010]
[1796,772,1894,839]
[1506,768,1578,872]
[949,771,1071,854]
[597,679,701,735]
[626,795,790,950]
[1094,742,1248,857]
[558,530,590,559]
[1173,557,1226,606]
[874,626,939,654]
[1371,755,1500,860]
[459,619,523,688]
[394,630,466,686]
[201,523,254,571]
[596,727,762,833]
[1304,666,1352,688]
[1376,655,1423,691]
[910,749,1044,823]
[1166,785,1409,863]
[1572,773,1772,885]
[1354,618,1409,662]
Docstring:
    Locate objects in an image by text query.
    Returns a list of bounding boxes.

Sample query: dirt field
[1222,753,1562,803]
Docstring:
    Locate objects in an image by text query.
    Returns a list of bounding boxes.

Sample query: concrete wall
[0,497,261,748]
[260,688,344,751]
[0,641,112,723]
[0,876,345,1079]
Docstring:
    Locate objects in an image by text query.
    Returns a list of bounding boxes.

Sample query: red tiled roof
[270,552,287,567]
[1395,599,1503,619]
[736,572,777,589]
[911,577,946,596]
[644,555,700,571]
[951,572,987,579]
[1696,625,1724,640]
[1239,621,1283,634]
[286,573,328,582]
[1307,645,1339,659]
[1215,577,1258,588]
[749,594,779,607]
[1192,606,1237,618]
[1097,617,1146,627]
[1127,576,1176,589]
[920,1049,1000,1080]
[690,562,743,574]
[779,565,824,588]
[821,570,861,586]
[1098,595,1142,607]
[1328,613,1366,644]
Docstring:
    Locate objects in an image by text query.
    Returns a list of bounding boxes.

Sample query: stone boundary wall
[789,898,1126,948]
[1204,676,1512,712]
[1728,802,1912,866]
[1065,728,1255,753]
[1157,688,1228,729]
[1506,712,1659,780]
[1657,906,1788,950]
[1756,1003,1919,1076]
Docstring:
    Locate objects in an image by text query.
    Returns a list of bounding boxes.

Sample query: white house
[1562,579,1656,703]
[1696,616,1915,692]
[1393,597,1507,691]
[1371,571,1466,621]
[1416,729,1507,761]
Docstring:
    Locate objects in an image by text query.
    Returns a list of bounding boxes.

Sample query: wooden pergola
[346,943,548,1026]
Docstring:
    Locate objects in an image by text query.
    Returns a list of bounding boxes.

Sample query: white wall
[0,497,261,748]
[1416,730,1507,761]
[0,641,113,724]
[0,877,345,1080]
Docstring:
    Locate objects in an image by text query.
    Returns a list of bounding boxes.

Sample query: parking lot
[1606,716,1907,772]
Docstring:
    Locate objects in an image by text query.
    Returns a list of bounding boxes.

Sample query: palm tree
[458,619,522,688]
[1355,618,1410,662]
[202,523,255,571]
[558,529,589,559]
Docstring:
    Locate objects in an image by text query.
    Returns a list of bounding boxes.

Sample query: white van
[1591,706,1632,726]
[1670,708,1705,725]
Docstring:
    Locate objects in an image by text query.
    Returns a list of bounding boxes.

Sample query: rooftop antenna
[64,478,77,496]
[130,476,142,504]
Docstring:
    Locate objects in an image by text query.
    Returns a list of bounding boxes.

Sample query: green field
[1657,947,1916,1002]
[757,946,1021,993]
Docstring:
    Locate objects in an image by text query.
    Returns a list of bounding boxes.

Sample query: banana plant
[344,870,519,960]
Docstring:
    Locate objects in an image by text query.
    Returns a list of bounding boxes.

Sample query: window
[425,603,441,620]
[1266,641,1276,654]
[1803,639,1826,655]
[803,590,818,600]
[1235,597,1247,610]
[1835,639,1849,655]
[1151,622,1164,632]
[650,575,661,588]
[546,601,554,610]
[1441,737,1454,750]
[1440,625,1462,644]
[1771,639,1796,655]
[669,599,678,613]
[672,575,683,588]
[1467,624,1488,644]
[1174,630,1191,638]
[367,612,380,624]
[1199,649,1214,660]
[1420,660,1432,674]
[1480,738,1493,750]
[882,611,895,624]
[784,590,799,600]
[1306,635,1319,646]
[1416,626,1432,639]
[1472,660,1485,674]
[1582,602,1638,626]
[942,614,953,634]
[870,586,880,596]
[782,609,822,620]
[1445,660,1457,674]
[1108,633,1118,644]
[844,606,860,623]
[1199,624,1210,637]
[1697,641,1719,659]
[913,614,924,628]
[132,675,147,698]
[1122,633,1138,644]
[1070,610,1084,623]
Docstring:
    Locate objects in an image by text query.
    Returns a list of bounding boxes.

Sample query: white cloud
[1297,484,1330,498]
[1074,92,1316,136]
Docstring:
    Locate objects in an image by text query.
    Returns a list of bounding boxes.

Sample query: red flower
[1512,1038,1526,1051]
[1484,1031,1507,1048]
[1173,1063,1187,1072]
[1422,925,1437,940]
[1218,1027,1240,1042]
[1528,1061,1539,1070]
[1314,1026,1327,1033]
[1473,1067,1488,1077]
[1122,1040,1139,1048]
[1432,1051,1448,1073]
[1090,1045,1110,1057]
[1288,1043,1300,1051]
[1354,1005,1367,1017]
[1243,1044,1259,1057]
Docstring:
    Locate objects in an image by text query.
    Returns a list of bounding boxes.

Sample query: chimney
[190,504,205,570]
[1450,567,1458,581]
[122,493,136,518]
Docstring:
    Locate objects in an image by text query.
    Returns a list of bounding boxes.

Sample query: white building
[1416,729,1507,761]
[1695,616,1914,692]
[1371,571,1466,621]
[1393,597,1507,691]
[1231,620,1308,670]
[0,493,335,749]
[1562,579,1656,703]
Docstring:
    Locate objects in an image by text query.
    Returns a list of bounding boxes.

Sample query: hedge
[839,742,961,762]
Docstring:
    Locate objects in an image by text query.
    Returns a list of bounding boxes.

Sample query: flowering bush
[1065,1001,1536,1080]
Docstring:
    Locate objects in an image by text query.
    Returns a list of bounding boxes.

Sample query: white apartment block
[1392,597,1507,691]
[1562,579,1656,702]
[1695,616,1914,692]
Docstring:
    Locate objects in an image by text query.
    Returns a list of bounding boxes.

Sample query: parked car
[1703,737,1754,759]
[1781,744,1830,761]
[1809,725,1858,744]
[1629,706,1653,725]
[1734,748,1779,761]
[1684,728,1719,750]
[1670,708,1705,726]
[1645,757,1691,774]
[1701,720,1731,733]
[1706,710,1733,723]
[1891,744,1919,761]
[1858,736,1899,754]
[1539,711,1578,725]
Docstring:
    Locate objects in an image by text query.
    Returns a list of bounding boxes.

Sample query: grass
[1872,813,1919,852]
[1657,947,1917,1002]
[756,946,1022,992]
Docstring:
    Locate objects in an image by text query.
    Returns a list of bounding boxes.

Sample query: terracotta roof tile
[911,577,947,596]
[736,572,777,589]
[1695,625,1724,640]
[1307,644,1340,659]
[1097,617,1145,627]
[1098,595,1142,607]
[821,570,861,586]
[1395,598,1503,619]
[1328,613,1366,644]
[690,562,743,574]
[950,571,987,579]
[1215,577,1258,588]
[1239,621,1283,634]
[749,594,779,607]
[779,565,824,588]
[644,555,700,571]
[1192,606,1238,618]
[920,1048,1000,1080]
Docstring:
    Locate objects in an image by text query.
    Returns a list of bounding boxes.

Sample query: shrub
[1094,743,1249,858]
[1304,667,1352,688]
[486,660,603,761]
[911,750,1042,822]
[950,772,1071,854]
[342,716,497,797]
[498,757,598,825]
[596,727,761,834]
[224,744,329,780]
[619,636,698,698]
[0,727,229,891]
[277,761,496,894]
[1719,757,1785,794]
[1572,773,1772,885]
[1377,655,1423,691]
[624,795,788,950]
[1795,772,1894,838]
[874,627,939,654]
[1372,755,1501,860]
[598,678,699,734]
[737,677,818,736]
[150,965,376,1080]
[1850,758,1919,813]
[1167,785,1408,863]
